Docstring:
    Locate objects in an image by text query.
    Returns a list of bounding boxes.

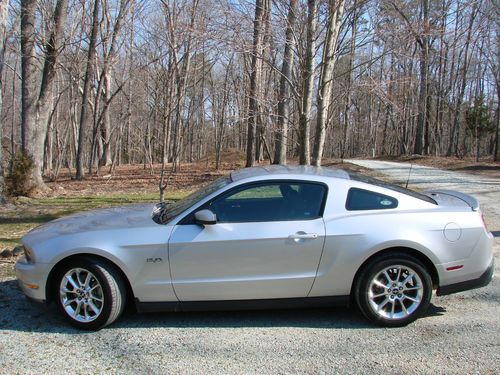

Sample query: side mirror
[194,209,217,226]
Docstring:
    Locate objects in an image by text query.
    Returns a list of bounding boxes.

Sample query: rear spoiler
[425,189,479,211]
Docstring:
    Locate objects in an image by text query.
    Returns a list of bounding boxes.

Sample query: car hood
[23,203,159,244]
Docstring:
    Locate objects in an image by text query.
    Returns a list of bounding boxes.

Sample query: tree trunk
[97,0,130,167]
[298,0,317,165]
[312,0,345,166]
[21,0,68,193]
[273,0,296,165]
[340,1,358,159]
[20,0,39,184]
[414,0,429,155]
[246,0,266,167]
[0,0,9,199]
[447,2,478,156]
[76,0,100,179]
[494,27,500,161]
[100,68,113,166]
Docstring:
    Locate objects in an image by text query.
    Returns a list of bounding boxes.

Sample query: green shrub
[5,152,34,197]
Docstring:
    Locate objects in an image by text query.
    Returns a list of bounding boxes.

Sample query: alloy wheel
[59,268,104,323]
[367,265,424,320]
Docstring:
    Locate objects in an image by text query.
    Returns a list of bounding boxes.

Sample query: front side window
[346,188,398,211]
[208,181,327,223]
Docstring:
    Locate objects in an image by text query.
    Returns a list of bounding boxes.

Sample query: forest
[0,0,498,197]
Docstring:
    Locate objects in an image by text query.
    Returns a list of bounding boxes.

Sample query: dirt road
[347,159,500,232]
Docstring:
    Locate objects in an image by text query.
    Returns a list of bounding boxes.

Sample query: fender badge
[147,258,163,263]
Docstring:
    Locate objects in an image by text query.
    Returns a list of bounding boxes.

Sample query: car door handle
[289,232,318,241]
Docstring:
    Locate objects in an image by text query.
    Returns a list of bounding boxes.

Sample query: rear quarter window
[346,188,398,211]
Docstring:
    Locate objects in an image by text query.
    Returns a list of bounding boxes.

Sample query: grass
[0,191,188,250]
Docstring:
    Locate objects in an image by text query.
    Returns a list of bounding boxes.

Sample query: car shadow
[0,279,446,334]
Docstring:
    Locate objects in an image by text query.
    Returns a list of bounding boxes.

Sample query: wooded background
[0,0,498,195]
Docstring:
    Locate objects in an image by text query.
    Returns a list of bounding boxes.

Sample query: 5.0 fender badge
[146,258,163,263]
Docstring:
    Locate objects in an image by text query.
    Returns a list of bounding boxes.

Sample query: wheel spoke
[404,286,421,292]
[370,292,386,299]
[372,279,387,289]
[65,274,79,290]
[395,267,402,282]
[88,300,100,315]
[73,301,82,317]
[84,273,92,288]
[401,273,415,286]
[90,294,103,302]
[383,270,393,284]
[390,299,396,318]
[403,294,420,303]
[76,270,86,287]
[64,298,76,307]
[377,297,390,311]
[400,299,409,316]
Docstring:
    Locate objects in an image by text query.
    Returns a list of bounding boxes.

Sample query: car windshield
[152,176,232,224]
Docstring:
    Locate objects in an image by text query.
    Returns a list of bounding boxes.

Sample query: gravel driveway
[346,159,500,232]
[1,161,499,374]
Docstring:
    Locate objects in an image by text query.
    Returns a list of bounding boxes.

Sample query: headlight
[23,246,34,263]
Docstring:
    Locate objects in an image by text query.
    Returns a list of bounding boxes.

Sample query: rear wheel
[355,253,432,327]
[55,257,126,330]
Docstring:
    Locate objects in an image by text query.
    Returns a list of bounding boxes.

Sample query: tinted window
[346,188,398,211]
[209,182,327,223]
[347,172,437,205]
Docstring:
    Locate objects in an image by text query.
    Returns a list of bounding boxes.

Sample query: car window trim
[178,179,329,225]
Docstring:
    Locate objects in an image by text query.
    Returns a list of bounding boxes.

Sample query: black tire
[54,257,126,330]
[354,253,432,327]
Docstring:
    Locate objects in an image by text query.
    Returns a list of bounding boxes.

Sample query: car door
[168,181,327,301]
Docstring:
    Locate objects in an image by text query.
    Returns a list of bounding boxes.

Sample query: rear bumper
[437,258,494,296]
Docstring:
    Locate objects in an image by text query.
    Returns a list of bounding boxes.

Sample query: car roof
[230,165,350,182]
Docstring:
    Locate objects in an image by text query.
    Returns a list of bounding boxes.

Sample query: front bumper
[437,258,494,296]
[15,257,51,302]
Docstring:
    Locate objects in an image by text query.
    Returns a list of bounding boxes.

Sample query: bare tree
[97,0,132,167]
[76,0,100,180]
[273,0,297,165]
[0,0,497,194]
[20,0,68,192]
[312,0,345,166]
[493,3,500,161]
[298,0,317,165]
[246,0,266,168]
[447,1,479,156]
[0,0,9,199]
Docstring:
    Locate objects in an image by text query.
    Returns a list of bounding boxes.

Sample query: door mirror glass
[194,209,217,225]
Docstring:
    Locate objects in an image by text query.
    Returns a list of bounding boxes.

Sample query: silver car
[15,166,494,330]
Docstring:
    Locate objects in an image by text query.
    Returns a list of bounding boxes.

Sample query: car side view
[15,165,494,330]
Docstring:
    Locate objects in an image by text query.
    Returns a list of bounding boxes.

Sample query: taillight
[481,213,489,231]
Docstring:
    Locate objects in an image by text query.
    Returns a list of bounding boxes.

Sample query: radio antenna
[405,164,413,189]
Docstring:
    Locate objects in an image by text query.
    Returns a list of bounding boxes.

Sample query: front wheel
[355,254,432,327]
[55,257,126,330]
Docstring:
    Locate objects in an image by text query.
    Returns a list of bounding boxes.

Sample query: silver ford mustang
[15,166,494,330]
